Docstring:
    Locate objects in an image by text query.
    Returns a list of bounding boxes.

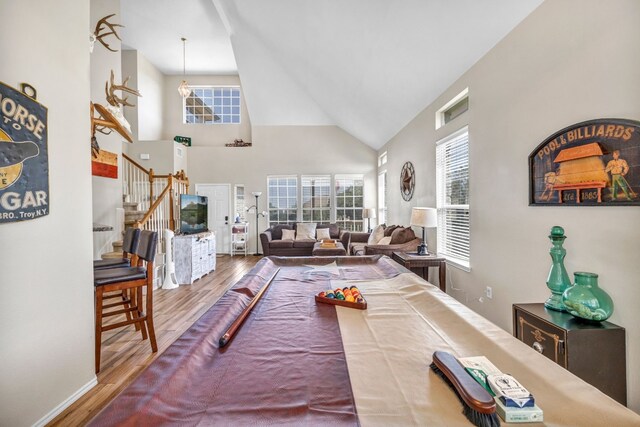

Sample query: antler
[94,14,123,52]
[105,70,141,108]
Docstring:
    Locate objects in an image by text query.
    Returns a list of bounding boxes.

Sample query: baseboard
[33,376,98,427]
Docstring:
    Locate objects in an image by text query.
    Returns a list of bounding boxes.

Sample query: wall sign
[92,149,118,179]
[0,82,49,223]
[529,119,640,206]
[400,161,415,201]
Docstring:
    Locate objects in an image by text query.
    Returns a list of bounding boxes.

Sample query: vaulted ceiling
[121,0,543,149]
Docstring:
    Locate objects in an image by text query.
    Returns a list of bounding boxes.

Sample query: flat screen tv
[180,194,208,234]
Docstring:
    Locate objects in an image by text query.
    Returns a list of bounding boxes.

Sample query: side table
[391,251,446,292]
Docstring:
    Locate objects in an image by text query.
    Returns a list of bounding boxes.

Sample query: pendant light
[178,37,191,98]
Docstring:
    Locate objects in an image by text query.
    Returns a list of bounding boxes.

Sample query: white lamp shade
[410,207,437,228]
[362,208,376,219]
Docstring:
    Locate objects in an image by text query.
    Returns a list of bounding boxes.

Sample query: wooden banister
[134,182,172,229]
[122,153,150,174]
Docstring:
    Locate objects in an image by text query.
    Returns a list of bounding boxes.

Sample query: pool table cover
[90,256,639,426]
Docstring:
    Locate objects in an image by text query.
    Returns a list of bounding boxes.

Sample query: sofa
[346,224,422,256]
[260,223,350,256]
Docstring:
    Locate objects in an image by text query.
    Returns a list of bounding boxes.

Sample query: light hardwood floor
[48,255,261,426]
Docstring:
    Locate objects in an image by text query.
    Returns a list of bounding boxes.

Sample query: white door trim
[195,183,232,254]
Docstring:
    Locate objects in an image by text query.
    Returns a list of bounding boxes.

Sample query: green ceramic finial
[545,225,571,312]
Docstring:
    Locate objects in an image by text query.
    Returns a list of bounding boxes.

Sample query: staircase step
[112,240,123,251]
[101,251,124,260]
[125,211,145,220]
[123,202,140,210]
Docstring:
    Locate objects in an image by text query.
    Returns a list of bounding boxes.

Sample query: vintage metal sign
[529,119,640,206]
[0,82,49,222]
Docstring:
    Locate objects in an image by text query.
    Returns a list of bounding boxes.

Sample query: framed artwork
[0,81,50,223]
[401,161,415,201]
[529,119,640,206]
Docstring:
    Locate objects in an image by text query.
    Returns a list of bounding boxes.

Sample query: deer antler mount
[92,14,124,52]
[105,70,141,108]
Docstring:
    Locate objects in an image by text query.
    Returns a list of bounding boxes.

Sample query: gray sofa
[260,223,350,256]
[346,225,422,256]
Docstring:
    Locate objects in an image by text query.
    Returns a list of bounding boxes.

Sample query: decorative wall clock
[400,161,415,201]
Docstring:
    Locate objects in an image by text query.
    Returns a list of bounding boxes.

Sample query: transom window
[184,86,241,124]
[301,176,331,223]
[335,175,364,231]
[267,176,298,224]
[436,126,470,269]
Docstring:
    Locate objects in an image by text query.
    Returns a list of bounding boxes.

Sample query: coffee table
[312,241,347,256]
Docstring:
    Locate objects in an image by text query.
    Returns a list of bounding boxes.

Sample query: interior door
[195,184,230,254]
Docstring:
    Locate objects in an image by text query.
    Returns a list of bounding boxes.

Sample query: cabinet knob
[532,341,544,354]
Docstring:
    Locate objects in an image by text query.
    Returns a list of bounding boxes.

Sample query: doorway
[195,184,231,254]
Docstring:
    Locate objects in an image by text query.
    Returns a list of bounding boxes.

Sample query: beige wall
[137,52,165,141]
[381,0,640,412]
[162,75,252,146]
[0,1,95,425]
[188,125,377,252]
[127,140,188,175]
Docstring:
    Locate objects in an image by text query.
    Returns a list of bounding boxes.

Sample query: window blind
[436,127,470,268]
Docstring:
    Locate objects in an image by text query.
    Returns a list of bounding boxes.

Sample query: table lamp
[362,208,376,232]
[410,207,437,255]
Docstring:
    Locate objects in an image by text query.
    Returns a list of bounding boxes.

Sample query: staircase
[100,201,145,259]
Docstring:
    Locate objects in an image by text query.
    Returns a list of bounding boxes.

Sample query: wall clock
[400,161,415,201]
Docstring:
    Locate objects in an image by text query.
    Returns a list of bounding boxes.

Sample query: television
[180,194,208,234]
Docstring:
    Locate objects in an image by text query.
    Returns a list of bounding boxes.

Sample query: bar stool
[93,227,141,270]
[93,230,158,373]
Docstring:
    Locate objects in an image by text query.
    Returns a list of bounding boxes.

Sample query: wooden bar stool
[93,227,141,270]
[93,230,158,373]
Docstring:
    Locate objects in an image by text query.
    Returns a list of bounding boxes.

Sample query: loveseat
[346,224,422,256]
[260,223,350,256]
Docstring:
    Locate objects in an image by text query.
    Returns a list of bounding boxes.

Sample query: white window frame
[234,184,246,222]
[378,171,387,225]
[335,174,365,232]
[267,176,298,225]
[183,85,241,125]
[436,126,470,271]
[435,87,468,130]
[378,151,387,167]
[301,175,332,223]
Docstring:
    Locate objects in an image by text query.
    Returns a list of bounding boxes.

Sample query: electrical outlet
[485,286,493,299]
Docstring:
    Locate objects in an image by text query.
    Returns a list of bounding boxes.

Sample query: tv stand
[174,231,216,284]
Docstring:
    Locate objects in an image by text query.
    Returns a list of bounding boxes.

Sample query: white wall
[121,50,139,141]
[0,1,95,425]
[188,125,377,252]
[127,140,188,175]
[162,75,251,145]
[381,0,640,412]
[91,0,125,259]
[136,51,165,141]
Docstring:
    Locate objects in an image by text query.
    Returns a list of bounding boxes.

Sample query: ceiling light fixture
[178,37,191,98]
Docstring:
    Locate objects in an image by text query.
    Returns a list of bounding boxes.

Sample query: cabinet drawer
[515,308,567,367]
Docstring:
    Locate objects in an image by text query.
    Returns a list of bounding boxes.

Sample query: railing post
[149,168,155,206]
[168,175,176,231]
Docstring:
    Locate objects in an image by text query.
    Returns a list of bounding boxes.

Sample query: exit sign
[174,136,191,146]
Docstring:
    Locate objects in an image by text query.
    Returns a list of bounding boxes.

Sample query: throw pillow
[271,224,293,240]
[296,222,317,240]
[384,225,399,237]
[281,229,296,240]
[316,228,331,240]
[390,227,416,244]
[377,236,392,245]
[368,224,386,245]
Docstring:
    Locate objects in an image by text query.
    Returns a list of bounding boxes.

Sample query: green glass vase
[545,226,571,312]
[562,272,614,322]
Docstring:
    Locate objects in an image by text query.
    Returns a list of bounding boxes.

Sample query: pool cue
[218,268,280,348]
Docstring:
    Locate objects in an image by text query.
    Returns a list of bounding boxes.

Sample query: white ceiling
[121,0,543,149]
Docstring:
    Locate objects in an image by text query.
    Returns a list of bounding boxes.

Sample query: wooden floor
[49,255,261,427]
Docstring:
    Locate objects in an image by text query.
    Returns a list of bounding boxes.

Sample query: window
[234,185,246,222]
[436,126,470,269]
[301,176,331,223]
[378,171,387,225]
[184,86,241,124]
[378,151,387,167]
[267,176,298,225]
[436,87,468,130]
[335,175,364,231]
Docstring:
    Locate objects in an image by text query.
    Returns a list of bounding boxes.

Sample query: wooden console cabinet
[174,231,216,285]
[513,303,626,405]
